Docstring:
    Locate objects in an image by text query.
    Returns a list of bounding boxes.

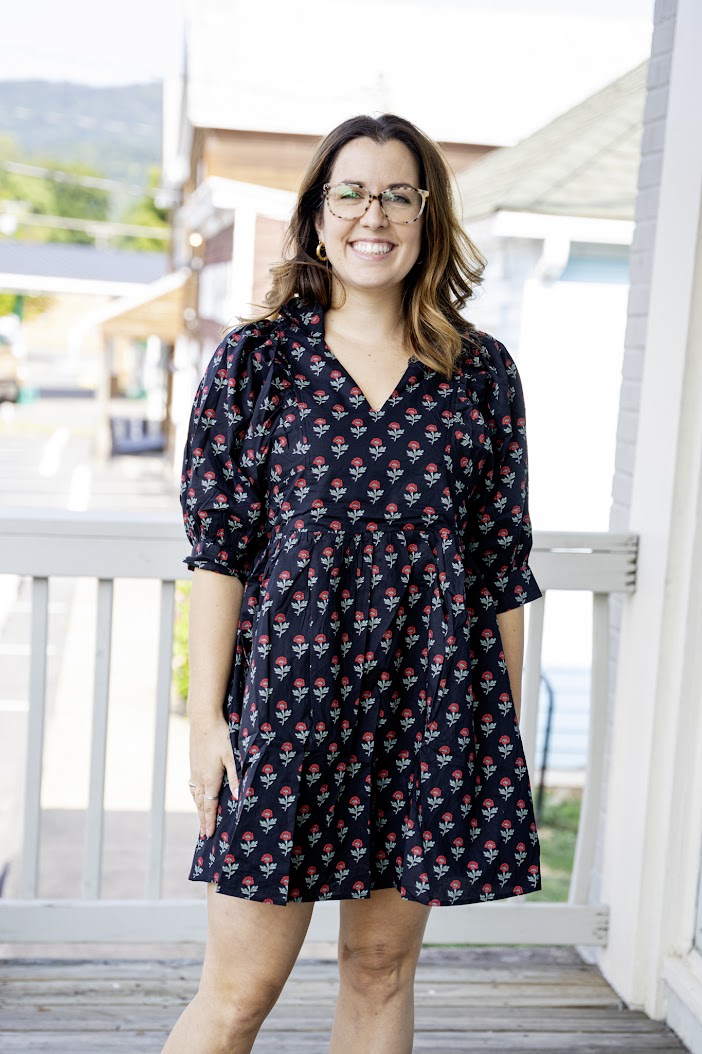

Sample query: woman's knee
[197,887,314,1032]
[338,938,417,998]
[194,972,283,1037]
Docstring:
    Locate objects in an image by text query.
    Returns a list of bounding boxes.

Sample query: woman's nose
[361,196,389,226]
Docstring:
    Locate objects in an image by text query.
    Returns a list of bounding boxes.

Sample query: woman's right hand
[188,717,239,839]
[185,568,245,839]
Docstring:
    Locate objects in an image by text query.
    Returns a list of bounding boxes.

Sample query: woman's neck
[326,284,405,347]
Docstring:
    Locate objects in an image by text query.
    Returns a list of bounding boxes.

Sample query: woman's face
[314,137,424,300]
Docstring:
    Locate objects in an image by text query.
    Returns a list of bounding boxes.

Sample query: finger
[226,765,239,800]
[189,776,208,834]
[191,787,206,839]
[203,780,222,838]
[223,751,239,800]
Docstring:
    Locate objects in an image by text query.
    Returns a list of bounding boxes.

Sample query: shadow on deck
[0,944,689,1052]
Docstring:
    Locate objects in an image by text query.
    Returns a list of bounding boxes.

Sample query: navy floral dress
[180,293,543,907]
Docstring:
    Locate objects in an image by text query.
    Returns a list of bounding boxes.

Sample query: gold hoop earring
[316,241,329,262]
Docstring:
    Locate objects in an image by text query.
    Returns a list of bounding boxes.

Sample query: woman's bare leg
[161,882,315,1054]
[329,886,431,1054]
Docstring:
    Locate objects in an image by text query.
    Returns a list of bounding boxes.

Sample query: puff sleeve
[179,325,272,584]
[463,335,543,614]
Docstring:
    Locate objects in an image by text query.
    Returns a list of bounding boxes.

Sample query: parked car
[0,335,20,403]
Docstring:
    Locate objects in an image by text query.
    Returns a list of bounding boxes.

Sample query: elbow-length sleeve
[462,335,543,614]
[179,325,272,584]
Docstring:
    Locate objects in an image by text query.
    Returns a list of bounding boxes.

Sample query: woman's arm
[496,607,525,724]
[187,567,244,839]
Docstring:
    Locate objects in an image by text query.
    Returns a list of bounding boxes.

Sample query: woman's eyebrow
[336,180,415,188]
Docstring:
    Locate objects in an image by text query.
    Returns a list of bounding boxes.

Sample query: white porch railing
[0,509,637,945]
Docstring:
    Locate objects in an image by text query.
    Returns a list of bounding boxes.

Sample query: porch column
[597,0,702,1021]
[229,206,257,321]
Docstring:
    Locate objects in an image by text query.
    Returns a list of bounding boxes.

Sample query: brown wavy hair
[232,113,487,377]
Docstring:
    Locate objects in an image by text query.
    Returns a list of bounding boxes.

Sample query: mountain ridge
[0,80,162,186]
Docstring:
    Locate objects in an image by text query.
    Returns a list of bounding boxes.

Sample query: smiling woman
[236,112,487,377]
[282,127,482,416]
[169,113,543,1054]
[308,137,445,412]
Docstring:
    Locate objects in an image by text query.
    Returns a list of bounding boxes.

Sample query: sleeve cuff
[182,551,248,585]
[493,563,543,613]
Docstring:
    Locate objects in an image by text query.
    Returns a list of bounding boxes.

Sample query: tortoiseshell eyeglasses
[322,182,429,224]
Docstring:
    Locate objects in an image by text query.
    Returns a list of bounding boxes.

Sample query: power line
[0,159,162,198]
[0,209,171,239]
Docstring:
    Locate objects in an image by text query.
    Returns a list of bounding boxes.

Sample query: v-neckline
[321,340,419,416]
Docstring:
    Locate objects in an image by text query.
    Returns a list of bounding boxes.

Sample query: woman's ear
[312,206,324,243]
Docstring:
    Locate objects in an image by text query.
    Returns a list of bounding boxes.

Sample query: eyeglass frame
[322,181,430,224]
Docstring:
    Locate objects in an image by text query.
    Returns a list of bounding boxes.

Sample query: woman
[164,113,543,1054]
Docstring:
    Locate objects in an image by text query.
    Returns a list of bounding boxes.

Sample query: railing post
[22,576,50,898]
[521,594,546,782]
[569,591,610,904]
[145,579,176,899]
[82,579,114,899]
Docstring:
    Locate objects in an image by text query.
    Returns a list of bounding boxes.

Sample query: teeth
[351,242,393,255]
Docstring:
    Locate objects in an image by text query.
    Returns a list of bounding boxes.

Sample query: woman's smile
[348,239,397,260]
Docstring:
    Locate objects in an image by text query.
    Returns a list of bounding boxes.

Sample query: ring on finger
[203,793,218,800]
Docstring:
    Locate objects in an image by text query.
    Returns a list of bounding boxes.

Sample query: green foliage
[528,787,582,902]
[47,160,110,244]
[0,127,168,249]
[0,134,53,217]
[0,291,53,321]
[0,134,110,244]
[113,164,170,251]
[0,81,163,244]
[172,579,191,707]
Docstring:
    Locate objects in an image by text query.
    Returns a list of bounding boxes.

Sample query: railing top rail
[1,507,189,580]
[0,506,182,534]
[0,507,638,590]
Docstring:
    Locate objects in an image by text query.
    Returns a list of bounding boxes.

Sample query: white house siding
[464,225,632,779]
[584,0,679,962]
[588,1,702,1048]
[463,226,543,353]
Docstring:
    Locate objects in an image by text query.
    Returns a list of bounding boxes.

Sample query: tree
[113,164,169,251]
[0,135,131,245]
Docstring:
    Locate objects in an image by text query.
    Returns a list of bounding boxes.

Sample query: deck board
[0,947,689,1053]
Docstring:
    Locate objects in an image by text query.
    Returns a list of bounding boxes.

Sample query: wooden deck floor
[0,945,689,1053]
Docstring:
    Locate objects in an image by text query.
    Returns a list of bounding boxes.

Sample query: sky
[3,0,190,85]
[3,0,655,87]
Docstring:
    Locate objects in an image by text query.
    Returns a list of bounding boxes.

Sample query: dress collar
[277,293,325,336]
[277,293,483,377]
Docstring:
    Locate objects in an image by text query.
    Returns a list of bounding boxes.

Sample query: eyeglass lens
[327,184,423,222]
